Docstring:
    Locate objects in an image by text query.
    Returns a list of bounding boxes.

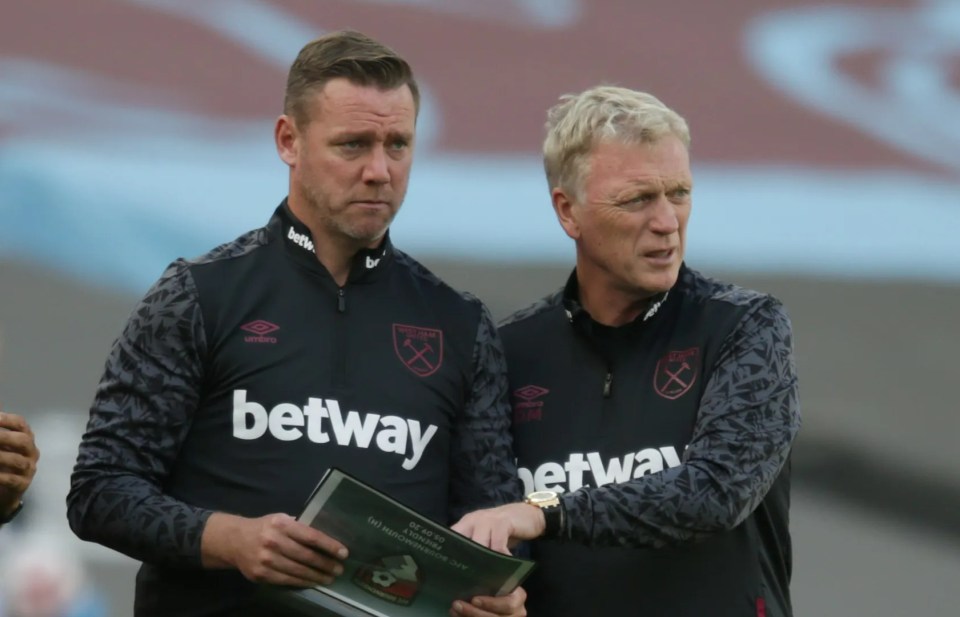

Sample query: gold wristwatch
[524,490,564,538]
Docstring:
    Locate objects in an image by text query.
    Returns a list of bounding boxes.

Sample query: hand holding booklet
[259,468,535,616]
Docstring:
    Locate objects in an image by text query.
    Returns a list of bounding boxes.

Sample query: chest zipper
[334,287,347,388]
[602,370,613,398]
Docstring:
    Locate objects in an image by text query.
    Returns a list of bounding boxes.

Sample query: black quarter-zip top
[68,200,522,617]
[501,266,800,617]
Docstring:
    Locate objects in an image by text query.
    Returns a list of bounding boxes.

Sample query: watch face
[527,490,559,504]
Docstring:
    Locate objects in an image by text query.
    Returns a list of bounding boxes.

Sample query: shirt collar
[269,199,393,283]
[561,267,672,335]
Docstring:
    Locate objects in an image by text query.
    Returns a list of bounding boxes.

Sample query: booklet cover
[263,467,535,617]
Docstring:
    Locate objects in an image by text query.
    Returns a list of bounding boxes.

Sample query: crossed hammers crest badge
[653,347,700,400]
[393,324,444,377]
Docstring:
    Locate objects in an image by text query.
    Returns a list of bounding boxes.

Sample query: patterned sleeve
[67,260,212,566]
[562,297,801,547]
[447,302,523,524]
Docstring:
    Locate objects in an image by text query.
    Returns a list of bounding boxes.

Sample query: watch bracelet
[545,497,566,539]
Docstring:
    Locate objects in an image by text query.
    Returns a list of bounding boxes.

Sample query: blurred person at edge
[66,30,525,617]
[0,539,107,617]
[453,86,801,616]
[0,410,39,528]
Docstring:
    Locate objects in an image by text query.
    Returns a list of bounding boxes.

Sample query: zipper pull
[602,372,613,398]
[337,288,346,312]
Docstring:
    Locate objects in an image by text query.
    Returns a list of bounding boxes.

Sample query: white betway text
[287,226,315,252]
[232,390,438,470]
[519,446,682,494]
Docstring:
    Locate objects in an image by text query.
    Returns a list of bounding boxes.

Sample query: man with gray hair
[454,86,801,616]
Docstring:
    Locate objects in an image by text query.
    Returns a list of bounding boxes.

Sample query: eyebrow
[332,129,413,142]
[390,130,414,142]
[614,178,692,196]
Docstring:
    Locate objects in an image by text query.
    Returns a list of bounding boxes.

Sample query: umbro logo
[513,385,549,401]
[241,320,279,344]
[512,384,549,423]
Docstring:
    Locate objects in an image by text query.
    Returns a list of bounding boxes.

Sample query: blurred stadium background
[1,0,958,614]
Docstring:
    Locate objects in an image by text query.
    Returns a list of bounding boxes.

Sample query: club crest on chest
[654,347,700,400]
[393,324,444,377]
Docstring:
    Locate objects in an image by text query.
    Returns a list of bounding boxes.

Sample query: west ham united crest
[653,348,700,400]
[393,324,443,377]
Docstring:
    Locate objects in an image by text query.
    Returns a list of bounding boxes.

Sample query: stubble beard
[331,215,391,245]
[306,187,396,246]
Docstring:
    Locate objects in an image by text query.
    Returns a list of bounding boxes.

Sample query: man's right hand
[201,512,349,587]
[451,503,546,554]
[0,410,40,518]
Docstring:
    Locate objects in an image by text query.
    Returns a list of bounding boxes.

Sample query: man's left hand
[451,586,527,617]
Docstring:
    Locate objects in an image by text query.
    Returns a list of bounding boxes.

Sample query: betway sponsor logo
[519,445,682,494]
[287,226,315,252]
[232,390,437,470]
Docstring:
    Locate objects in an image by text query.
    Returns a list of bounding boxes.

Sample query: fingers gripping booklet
[259,468,536,617]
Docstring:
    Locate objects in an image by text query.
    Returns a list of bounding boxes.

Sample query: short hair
[543,85,691,199]
[283,30,420,127]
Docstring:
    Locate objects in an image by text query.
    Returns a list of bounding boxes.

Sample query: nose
[649,197,679,235]
[362,145,391,185]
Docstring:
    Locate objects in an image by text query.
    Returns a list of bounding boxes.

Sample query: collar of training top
[270,199,393,284]
[561,267,675,337]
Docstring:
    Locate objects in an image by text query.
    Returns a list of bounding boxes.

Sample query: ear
[552,187,581,240]
[275,115,299,166]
